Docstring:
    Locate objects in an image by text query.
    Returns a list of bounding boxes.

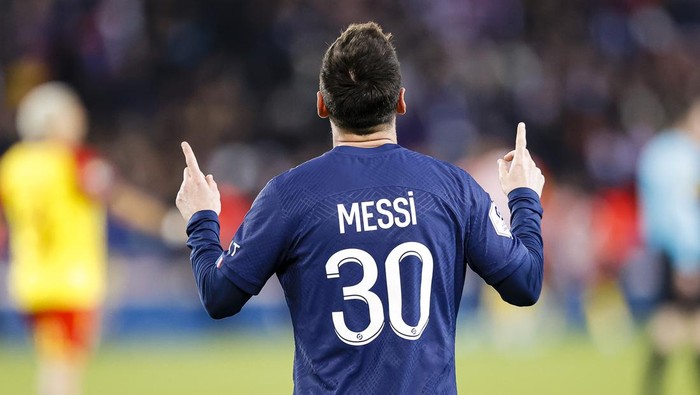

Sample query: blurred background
[1,0,700,393]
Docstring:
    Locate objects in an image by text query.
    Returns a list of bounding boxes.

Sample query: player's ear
[317,91,329,118]
[396,88,406,115]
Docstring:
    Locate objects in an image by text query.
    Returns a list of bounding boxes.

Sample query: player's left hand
[176,142,221,222]
[497,122,545,198]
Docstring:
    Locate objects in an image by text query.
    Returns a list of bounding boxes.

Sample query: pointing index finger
[515,122,527,152]
[181,141,202,175]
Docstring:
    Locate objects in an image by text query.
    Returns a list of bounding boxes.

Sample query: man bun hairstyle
[320,22,402,135]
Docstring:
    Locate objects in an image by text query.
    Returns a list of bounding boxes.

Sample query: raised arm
[466,123,545,306]
[177,142,251,319]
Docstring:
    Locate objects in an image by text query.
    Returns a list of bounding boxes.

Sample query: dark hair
[319,22,402,134]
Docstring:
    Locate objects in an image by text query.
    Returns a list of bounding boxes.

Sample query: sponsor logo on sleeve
[216,241,241,269]
[229,241,241,256]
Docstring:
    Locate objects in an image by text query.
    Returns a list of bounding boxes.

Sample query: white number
[325,242,433,346]
[385,242,433,340]
[325,249,385,345]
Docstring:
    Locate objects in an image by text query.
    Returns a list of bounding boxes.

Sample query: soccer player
[178,22,545,393]
[0,82,175,395]
[637,96,700,395]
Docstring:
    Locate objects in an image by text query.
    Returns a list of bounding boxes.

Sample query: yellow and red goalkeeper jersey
[0,141,107,312]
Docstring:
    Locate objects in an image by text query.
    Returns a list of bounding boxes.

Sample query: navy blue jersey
[186,143,544,393]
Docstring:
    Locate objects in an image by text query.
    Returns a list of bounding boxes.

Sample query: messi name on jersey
[337,191,417,234]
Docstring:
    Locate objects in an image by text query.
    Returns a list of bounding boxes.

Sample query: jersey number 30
[325,242,433,346]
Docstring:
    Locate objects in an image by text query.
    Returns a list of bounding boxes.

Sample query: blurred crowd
[1,0,700,336]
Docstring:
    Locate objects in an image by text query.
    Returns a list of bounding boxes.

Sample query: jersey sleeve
[215,178,293,295]
[186,210,252,318]
[463,176,544,305]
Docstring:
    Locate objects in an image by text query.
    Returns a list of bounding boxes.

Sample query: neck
[332,123,398,148]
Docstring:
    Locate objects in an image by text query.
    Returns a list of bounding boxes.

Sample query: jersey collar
[331,143,402,156]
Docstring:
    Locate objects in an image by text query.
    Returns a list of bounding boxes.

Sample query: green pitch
[0,332,696,394]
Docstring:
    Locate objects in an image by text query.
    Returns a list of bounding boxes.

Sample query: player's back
[0,141,107,311]
[196,137,542,392]
[268,144,481,393]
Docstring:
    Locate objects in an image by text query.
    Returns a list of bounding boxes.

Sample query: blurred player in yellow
[0,82,177,395]
[0,82,106,395]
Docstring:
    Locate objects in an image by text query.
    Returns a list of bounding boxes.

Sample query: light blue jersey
[638,130,700,273]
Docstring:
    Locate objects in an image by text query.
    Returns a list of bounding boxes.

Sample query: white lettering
[376,199,394,229]
[393,198,411,227]
[361,201,377,231]
[337,192,418,234]
[338,203,361,234]
[408,191,417,225]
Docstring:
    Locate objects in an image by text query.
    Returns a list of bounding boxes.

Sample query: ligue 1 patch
[489,201,512,238]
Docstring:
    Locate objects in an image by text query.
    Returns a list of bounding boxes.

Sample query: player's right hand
[176,142,221,222]
[497,122,545,198]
